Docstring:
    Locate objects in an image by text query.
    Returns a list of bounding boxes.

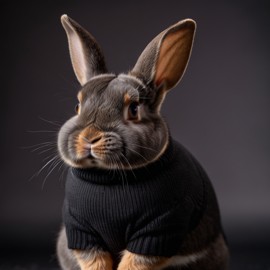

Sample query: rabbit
[56,14,229,270]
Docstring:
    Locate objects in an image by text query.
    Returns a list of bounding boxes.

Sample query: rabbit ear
[61,15,107,86]
[132,19,196,91]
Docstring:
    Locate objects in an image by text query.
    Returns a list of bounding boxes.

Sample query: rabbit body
[57,15,229,270]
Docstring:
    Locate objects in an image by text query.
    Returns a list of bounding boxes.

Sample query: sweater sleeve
[63,199,106,251]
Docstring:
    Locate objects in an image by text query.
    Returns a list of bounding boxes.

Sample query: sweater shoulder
[171,139,210,180]
[171,139,210,222]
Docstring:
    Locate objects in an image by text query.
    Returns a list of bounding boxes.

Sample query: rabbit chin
[59,153,127,170]
[72,159,111,169]
[59,155,112,169]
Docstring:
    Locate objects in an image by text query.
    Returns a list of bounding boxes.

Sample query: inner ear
[154,21,196,91]
[131,19,196,94]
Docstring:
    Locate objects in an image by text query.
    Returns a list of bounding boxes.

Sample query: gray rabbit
[57,14,229,270]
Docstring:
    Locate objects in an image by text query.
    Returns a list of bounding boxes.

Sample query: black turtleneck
[63,139,211,257]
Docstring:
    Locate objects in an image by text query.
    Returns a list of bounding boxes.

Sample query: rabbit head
[58,15,196,169]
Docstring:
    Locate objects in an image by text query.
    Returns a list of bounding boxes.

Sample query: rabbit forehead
[109,75,144,96]
[81,74,144,102]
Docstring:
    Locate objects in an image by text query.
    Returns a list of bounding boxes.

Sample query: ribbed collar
[71,137,175,185]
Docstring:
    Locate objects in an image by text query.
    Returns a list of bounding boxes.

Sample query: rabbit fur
[56,14,229,270]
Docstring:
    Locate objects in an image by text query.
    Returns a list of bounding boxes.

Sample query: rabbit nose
[90,135,102,144]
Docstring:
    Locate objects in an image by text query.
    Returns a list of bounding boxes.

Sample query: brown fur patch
[74,249,113,270]
[80,127,103,143]
[170,235,229,270]
[76,127,104,159]
[77,91,84,102]
[118,250,168,270]
[124,92,131,105]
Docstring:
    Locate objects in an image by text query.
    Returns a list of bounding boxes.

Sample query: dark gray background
[1,1,269,268]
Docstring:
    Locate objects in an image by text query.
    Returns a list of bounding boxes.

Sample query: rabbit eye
[128,102,139,120]
[75,103,81,114]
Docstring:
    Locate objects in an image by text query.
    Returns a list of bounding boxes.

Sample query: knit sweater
[63,139,210,257]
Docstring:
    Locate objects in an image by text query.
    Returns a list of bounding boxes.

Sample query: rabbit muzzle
[75,127,124,168]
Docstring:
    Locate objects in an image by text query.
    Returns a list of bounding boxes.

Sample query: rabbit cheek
[58,116,82,166]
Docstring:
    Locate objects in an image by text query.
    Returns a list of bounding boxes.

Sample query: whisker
[115,157,129,191]
[125,146,150,163]
[119,153,136,180]
[22,141,56,150]
[58,160,65,172]
[28,155,59,182]
[42,157,62,190]
[38,156,59,175]
[38,116,62,127]
[128,143,158,153]
[110,155,127,189]
[124,147,153,177]
[43,151,59,161]
[37,146,57,155]
[29,144,56,154]
[27,130,58,133]
[59,165,69,184]
[26,116,64,187]
[107,156,116,179]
